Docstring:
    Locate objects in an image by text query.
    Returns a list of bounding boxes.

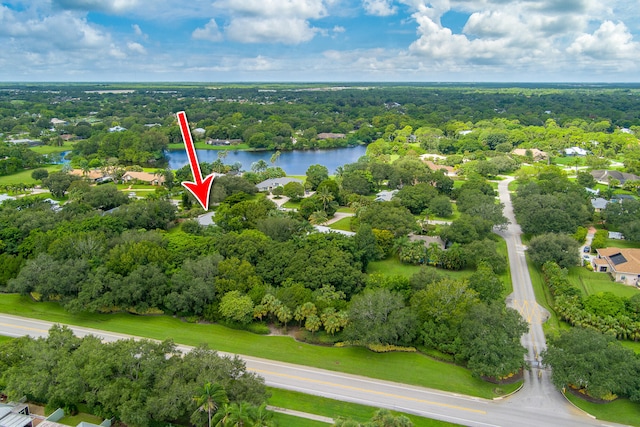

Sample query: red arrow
[177,111,215,210]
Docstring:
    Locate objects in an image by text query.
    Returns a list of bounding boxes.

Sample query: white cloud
[363,0,397,16]
[225,17,318,44]
[192,19,223,42]
[568,21,639,60]
[205,0,329,44]
[127,41,146,54]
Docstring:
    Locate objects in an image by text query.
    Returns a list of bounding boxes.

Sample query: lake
[166,145,368,175]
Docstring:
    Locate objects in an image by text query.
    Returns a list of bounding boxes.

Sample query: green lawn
[495,238,513,296]
[603,238,640,249]
[57,412,103,426]
[272,412,327,427]
[329,217,353,231]
[367,257,473,281]
[0,335,13,345]
[0,294,516,399]
[567,267,640,298]
[0,165,62,185]
[29,141,75,155]
[526,257,569,336]
[268,388,458,427]
[565,393,640,427]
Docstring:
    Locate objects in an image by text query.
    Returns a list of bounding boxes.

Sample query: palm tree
[251,403,275,427]
[193,382,228,427]
[269,150,281,165]
[251,159,268,173]
[309,210,328,225]
[213,402,253,427]
[316,186,334,211]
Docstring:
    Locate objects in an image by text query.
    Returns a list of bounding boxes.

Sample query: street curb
[560,390,597,419]
[492,380,524,400]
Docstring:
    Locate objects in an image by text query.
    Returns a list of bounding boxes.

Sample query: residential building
[593,247,640,286]
[564,146,589,156]
[511,148,548,161]
[590,170,640,185]
[256,177,303,192]
[0,402,32,427]
[591,197,609,212]
[375,190,398,202]
[121,171,165,186]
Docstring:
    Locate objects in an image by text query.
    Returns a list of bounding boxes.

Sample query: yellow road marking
[251,368,487,415]
[511,300,544,324]
[0,322,49,334]
[2,321,486,416]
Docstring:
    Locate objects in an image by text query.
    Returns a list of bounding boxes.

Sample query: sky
[1,0,639,82]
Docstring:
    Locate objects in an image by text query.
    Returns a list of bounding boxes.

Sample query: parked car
[583,246,590,253]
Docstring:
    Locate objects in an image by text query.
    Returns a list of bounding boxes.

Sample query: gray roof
[375,190,398,202]
[256,177,303,191]
[591,197,609,210]
[591,170,640,185]
[0,413,31,427]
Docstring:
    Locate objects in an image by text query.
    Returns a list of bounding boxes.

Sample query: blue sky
[1,0,639,82]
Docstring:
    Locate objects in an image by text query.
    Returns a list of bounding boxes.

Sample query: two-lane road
[0,312,624,427]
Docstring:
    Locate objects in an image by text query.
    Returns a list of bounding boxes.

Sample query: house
[590,170,640,185]
[256,177,303,192]
[121,171,165,186]
[0,402,32,427]
[422,160,456,177]
[68,169,108,182]
[585,187,599,196]
[317,132,346,140]
[408,234,445,250]
[50,118,68,126]
[108,126,126,133]
[375,190,398,202]
[591,197,609,212]
[593,248,640,286]
[564,147,589,156]
[193,128,206,138]
[511,148,548,161]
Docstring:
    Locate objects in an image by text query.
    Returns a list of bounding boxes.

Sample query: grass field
[57,412,103,426]
[329,217,353,231]
[271,412,327,427]
[268,388,458,427]
[29,141,75,155]
[367,257,473,280]
[565,393,640,427]
[0,335,13,345]
[567,267,640,298]
[0,165,62,185]
[0,294,517,399]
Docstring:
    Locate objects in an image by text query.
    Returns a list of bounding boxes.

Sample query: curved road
[0,178,629,426]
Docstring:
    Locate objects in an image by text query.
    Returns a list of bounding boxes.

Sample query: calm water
[166,145,368,175]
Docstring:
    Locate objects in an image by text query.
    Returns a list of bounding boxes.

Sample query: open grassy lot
[29,141,75,155]
[367,257,473,281]
[0,294,517,399]
[602,238,640,249]
[329,217,353,231]
[57,412,103,426]
[268,388,458,427]
[0,165,62,185]
[568,267,639,298]
[565,393,640,427]
[272,413,327,427]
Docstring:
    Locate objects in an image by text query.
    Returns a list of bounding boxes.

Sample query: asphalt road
[0,177,630,426]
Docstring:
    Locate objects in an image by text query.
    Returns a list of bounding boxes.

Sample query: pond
[165,145,368,175]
